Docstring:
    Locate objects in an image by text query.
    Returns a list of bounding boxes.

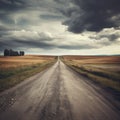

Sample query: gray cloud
[0,39,98,52]
[0,29,99,53]
[55,0,120,33]
[40,14,64,20]
[0,0,64,30]
[0,38,55,52]
[58,44,98,50]
[0,0,26,11]
[1,0,120,33]
[89,28,120,41]
[97,34,119,42]
[0,0,120,55]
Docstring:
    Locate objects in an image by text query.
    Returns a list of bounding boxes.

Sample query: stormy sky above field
[0,0,120,55]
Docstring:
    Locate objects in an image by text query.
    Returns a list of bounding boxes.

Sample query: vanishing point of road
[0,59,119,120]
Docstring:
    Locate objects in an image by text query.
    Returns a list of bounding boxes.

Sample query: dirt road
[0,60,119,120]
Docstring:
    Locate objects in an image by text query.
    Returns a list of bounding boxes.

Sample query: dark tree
[4,49,25,56]
[20,51,24,56]
[4,49,10,56]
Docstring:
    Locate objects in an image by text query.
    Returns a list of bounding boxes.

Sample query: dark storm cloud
[0,38,95,52]
[55,0,120,33]
[0,0,27,31]
[0,0,25,11]
[58,44,97,50]
[0,0,63,30]
[96,34,119,41]
[0,39,55,52]
[0,30,99,52]
[1,0,119,54]
[0,13,15,26]
[40,14,64,20]
[14,39,55,49]
[0,25,10,31]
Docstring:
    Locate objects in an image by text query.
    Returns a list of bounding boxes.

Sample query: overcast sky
[0,0,120,55]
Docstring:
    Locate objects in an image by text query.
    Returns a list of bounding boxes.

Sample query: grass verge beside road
[62,56,120,92]
[0,56,56,92]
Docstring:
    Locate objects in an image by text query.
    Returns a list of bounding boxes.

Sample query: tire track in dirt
[39,62,73,120]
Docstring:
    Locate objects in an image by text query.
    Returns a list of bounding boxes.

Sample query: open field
[0,55,55,69]
[63,55,120,64]
[0,55,57,92]
[62,56,120,92]
[0,59,120,120]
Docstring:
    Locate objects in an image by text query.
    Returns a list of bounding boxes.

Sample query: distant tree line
[4,49,25,56]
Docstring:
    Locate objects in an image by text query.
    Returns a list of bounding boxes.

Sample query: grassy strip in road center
[0,60,56,92]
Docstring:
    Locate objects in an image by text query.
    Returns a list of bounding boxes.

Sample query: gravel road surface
[0,60,119,120]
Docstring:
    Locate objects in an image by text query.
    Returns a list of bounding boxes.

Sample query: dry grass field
[0,55,55,70]
[63,55,120,64]
[62,55,120,91]
[0,55,56,92]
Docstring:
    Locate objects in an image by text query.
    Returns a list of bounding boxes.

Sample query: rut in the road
[39,63,73,120]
